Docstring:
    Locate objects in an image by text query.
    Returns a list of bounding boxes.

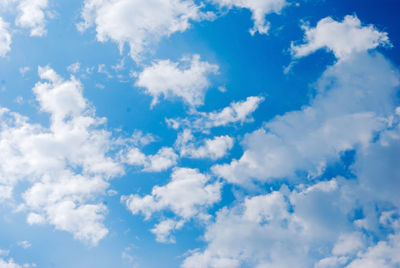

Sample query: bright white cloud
[0,258,22,268]
[213,0,287,35]
[15,0,51,36]
[0,67,125,246]
[175,129,234,160]
[332,232,365,256]
[136,55,219,107]
[124,147,178,172]
[122,167,222,242]
[291,15,390,60]
[151,219,185,243]
[182,174,400,267]
[212,52,399,185]
[78,0,213,61]
[0,17,11,57]
[346,234,400,268]
[166,96,264,131]
[182,184,329,268]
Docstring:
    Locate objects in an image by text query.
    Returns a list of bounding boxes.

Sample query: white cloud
[352,121,400,208]
[291,15,390,60]
[166,96,264,131]
[332,233,365,256]
[122,168,222,242]
[213,0,287,35]
[17,240,31,249]
[15,0,51,37]
[124,147,178,172]
[0,258,22,268]
[0,67,125,246]
[0,17,11,57]
[175,129,234,160]
[136,55,219,107]
[67,62,81,73]
[0,249,10,257]
[78,0,213,61]
[212,52,399,185]
[182,176,397,267]
[19,66,30,76]
[151,219,184,243]
[182,189,303,268]
[346,234,400,268]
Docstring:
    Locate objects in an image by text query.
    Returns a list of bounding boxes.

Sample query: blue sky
[0,0,399,267]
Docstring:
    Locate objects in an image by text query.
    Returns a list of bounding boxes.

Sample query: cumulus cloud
[0,17,11,57]
[78,0,213,61]
[182,182,340,268]
[151,219,185,243]
[212,0,287,35]
[15,0,51,36]
[166,96,264,131]
[346,234,400,268]
[124,147,178,172]
[291,15,390,60]
[212,52,399,185]
[183,173,400,268]
[0,67,125,246]
[0,258,23,268]
[136,55,219,107]
[175,129,234,160]
[352,121,400,208]
[122,168,222,242]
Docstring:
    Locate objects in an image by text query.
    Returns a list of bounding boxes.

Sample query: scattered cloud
[78,0,214,61]
[124,147,178,172]
[67,62,81,73]
[0,66,125,246]
[291,15,390,60]
[212,53,399,185]
[15,0,52,37]
[175,129,234,160]
[17,241,31,249]
[136,55,219,107]
[212,0,287,35]
[122,168,222,242]
[0,17,11,57]
[166,96,264,131]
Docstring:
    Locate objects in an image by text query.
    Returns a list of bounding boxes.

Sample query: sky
[0,0,399,267]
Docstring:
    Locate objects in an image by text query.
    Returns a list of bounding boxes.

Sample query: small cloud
[19,66,30,76]
[17,240,31,249]
[67,62,81,73]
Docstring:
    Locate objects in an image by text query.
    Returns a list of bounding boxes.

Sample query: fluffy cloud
[0,67,125,245]
[0,17,11,57]
[291,15,390,60]
[212,52,399,185]
[182,181,342,268]
[183,174,400,267]
[15,0,51,36]
[0,258,22,268]
[166,96,264,131]
[124,146,178,172]
[175,129,234,160]
[346,234,400,268]
[352,121,400,208]
[213,0,287,35]
[78,0,213,61]
[136,55,219,107]
[122,167,222,242]
[151,219,185,243]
